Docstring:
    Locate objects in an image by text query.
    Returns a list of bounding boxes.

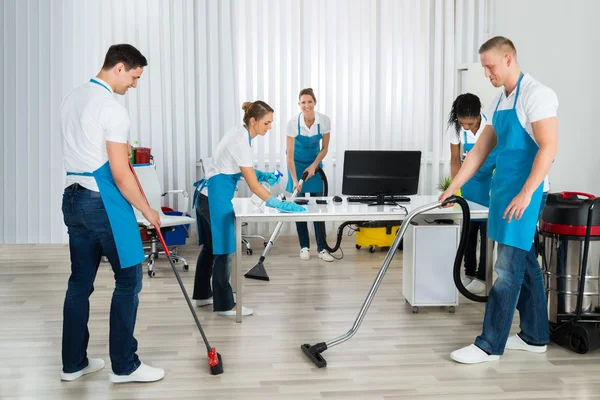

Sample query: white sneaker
[196,298,214,307]
[465,279,486,294]
[61,358,105,381]
[318,250,334,262]
[505,334,547,353]
[217,306,254,317]
[461,276,473,287]
[300,247,310,260]
[450,344,499,364]
[108,363,165,383]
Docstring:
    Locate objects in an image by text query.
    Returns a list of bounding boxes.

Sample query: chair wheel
[183,264,189,271]
[148,270,156,278]
[369,245,376,253]
[412,306,419,313]
[355,244,361,249]
[449,306,455,314]
[246,248,253,255]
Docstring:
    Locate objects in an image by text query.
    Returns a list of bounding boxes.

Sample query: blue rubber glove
[265,196,307,213]
[255,169,281,186]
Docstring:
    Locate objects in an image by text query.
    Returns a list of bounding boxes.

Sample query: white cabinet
[402,221,460,313]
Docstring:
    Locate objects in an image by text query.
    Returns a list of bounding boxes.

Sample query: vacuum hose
[451,196,488,303]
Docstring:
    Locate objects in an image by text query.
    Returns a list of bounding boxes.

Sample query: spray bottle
[251,169,284,207]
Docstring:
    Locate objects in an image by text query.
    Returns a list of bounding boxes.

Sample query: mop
[244,171,309,281]
[129,163,224,375]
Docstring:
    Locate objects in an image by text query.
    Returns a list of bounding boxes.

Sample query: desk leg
[485,237,494,296]
[235,217,243,323]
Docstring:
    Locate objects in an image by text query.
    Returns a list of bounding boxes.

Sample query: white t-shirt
[449,113,488,151]
[61,77,130,192]
[485,73,558,191]
[286,111,331,138]
[201,125,254,195]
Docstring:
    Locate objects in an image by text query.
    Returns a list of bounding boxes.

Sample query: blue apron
[67,162,145,269]
[204,173,243,255]
[194,130,251,253]
[460,115,497,208]
[488,73,544,251]
[66,79,144,269]
[286,113,323,194]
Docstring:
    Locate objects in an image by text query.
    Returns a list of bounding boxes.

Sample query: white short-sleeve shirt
[61,77,130,192]
[201,125,254,195]
[286,111,331,138]
[449,113,488,149]
[486,73,558,191]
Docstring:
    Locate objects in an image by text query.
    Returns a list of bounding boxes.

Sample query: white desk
[233,195,490,322]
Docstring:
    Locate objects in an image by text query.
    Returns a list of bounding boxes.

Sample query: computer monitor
[342,150,421,205]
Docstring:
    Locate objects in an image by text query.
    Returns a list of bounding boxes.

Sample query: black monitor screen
[342,150,421,197]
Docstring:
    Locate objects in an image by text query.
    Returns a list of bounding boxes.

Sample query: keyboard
[347,195,411,203]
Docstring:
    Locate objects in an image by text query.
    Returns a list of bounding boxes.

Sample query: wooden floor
[1,237,600,400]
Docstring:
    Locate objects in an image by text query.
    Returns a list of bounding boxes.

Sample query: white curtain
[0,0,237,244]
[0,0,486,244]
[235,0,459,235]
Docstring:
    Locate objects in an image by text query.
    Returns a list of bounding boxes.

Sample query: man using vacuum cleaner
[59,44,164,382]
[440,36,558,364]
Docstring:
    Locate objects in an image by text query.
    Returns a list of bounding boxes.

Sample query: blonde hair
[479,36,517,57]
[299,88,317,102]
[242,101,274,127]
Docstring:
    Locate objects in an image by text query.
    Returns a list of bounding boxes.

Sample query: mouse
[332,195,343,203]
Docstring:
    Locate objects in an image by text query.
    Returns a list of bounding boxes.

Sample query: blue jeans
[61,184,142,375]
[193,194,235,311]
[464,220,487,281]
[474,193,548,355]
[295,192,326,251]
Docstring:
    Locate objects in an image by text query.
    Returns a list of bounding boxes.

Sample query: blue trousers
[61,184,142,375]
[474,193,548,355]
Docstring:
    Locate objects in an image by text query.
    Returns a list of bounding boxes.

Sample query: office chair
[197,158,266,255]
[132,164,196,277]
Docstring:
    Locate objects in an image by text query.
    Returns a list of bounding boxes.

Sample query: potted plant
[437,176,453,194]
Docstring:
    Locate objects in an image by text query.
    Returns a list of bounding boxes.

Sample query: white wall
[489,0,600,195]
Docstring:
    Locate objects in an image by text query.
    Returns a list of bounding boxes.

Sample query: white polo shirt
[61,77,130,192]
[286,111,331,138]
[486,73,558,191]
[449,113,488,152]
[201,125,254,195]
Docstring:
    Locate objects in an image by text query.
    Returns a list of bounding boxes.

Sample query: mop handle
[129,163,213,350]
[128,163,171,258]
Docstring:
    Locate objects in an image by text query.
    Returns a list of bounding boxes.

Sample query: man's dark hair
[102,44,147,71]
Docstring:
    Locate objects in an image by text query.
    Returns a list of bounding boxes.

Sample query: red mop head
[208,347,223,375]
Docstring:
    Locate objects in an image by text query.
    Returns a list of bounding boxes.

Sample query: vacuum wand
[301,196,472,368]
[129,163,224,375]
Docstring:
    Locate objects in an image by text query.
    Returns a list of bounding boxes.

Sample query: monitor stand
[367,193,397,206]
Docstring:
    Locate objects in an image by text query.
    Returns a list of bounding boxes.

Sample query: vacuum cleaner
[301,195,479,367]
[540,192,600,354]
[244,171,310,281]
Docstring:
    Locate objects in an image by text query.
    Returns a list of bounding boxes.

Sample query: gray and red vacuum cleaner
[540,192,600,354]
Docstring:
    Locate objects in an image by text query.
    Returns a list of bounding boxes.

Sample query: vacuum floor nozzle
[244,260,270,281]
[301,343,327,368]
